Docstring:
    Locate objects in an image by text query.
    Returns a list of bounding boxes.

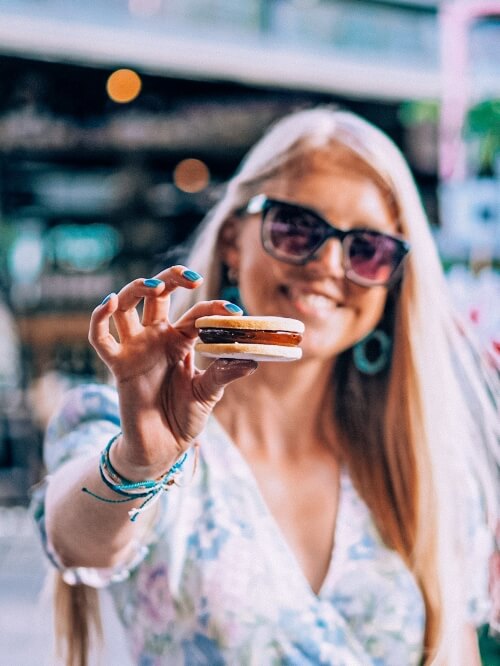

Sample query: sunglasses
[245,194,410,287]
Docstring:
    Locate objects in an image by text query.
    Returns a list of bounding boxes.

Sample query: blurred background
[0,1,498,664]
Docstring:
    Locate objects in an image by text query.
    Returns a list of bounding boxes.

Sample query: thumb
[193,358,258,406]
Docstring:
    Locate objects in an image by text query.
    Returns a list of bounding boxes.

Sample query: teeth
[296,294,332,309]
[287,287,337,312]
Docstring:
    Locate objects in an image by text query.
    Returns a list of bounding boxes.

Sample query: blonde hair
[54,574,102,666]
[57,108,498,664]
[171,107,499,663]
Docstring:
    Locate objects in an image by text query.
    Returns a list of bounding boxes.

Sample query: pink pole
[439,1,500,181]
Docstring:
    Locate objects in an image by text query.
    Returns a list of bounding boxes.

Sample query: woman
[34,108,498,665]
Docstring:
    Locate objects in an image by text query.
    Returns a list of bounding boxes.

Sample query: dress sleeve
[30,382,159,588]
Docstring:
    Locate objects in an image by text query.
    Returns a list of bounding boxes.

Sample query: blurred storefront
[0,0,498,507]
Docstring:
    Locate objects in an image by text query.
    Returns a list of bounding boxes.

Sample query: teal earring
[220,267,247,315]
[353,329,392,375]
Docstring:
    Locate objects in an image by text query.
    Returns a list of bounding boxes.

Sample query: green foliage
[466,100,500,173]
[478,625,500,666]
[398,100,440,125]
[399,98,500,173]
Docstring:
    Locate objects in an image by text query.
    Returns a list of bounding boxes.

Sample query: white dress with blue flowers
[32,384,491,666]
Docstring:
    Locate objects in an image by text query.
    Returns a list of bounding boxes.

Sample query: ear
[218,217,241,272]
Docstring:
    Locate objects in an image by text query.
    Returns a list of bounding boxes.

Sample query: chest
[248,454,340,594]
[125,455,426,665]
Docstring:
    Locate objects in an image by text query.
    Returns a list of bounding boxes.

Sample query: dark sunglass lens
[264,205,324,260]
[348,232,403,283]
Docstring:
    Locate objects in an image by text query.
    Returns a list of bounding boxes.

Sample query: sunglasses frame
[245,194,410,287]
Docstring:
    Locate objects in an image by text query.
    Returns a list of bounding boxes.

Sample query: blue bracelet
[82,433,187,522]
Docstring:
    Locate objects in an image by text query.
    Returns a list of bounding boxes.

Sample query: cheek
[350,286,388,331]
[239,259,277,313]
[235,228,275,310]
[237,224,275,284]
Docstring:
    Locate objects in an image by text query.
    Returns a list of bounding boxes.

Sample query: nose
[308,237,345,278]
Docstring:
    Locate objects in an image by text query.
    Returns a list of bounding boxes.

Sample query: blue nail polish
[101,293,114,306]
[182,269,202,282]
[144,278,163,288]
[224,302,243,314]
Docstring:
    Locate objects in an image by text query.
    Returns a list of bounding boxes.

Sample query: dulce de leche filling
[198,328,302,347]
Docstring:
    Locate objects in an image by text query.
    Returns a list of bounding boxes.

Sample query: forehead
[264,151,398,233]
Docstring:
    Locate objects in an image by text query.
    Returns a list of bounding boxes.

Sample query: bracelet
[82,433,187,522]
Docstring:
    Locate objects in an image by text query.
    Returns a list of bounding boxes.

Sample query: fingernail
[182,269,202,282]
[233,359,258,374]
[214,359,258,381]
[144,278,163,288]
[101,293,114,306]
[224,302,243,314]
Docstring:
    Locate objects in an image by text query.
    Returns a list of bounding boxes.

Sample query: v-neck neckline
[204,415,350,601]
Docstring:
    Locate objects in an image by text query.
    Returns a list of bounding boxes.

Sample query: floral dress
[32,384,492,666]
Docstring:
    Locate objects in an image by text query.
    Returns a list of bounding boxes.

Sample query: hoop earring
[352,329,392,375]
[220,267,247,314]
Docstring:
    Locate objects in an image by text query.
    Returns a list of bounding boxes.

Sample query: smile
[280,285,345,316]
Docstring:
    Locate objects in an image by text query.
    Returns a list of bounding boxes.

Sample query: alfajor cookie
[194,315,305,362]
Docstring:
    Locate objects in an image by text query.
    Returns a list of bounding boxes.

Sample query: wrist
[81,433,187,523]
[110,433,180,482]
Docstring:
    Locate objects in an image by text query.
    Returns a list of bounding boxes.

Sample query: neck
[215,356,338,461]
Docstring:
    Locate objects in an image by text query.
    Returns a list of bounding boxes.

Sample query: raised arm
[44,265,256,569]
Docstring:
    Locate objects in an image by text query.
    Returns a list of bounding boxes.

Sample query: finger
[192,358,258,406]
[88,293,121,362]
[153,265,203,298]
[142,278,170,326]
[183,350,195,375]
[173,300,244,341]
[142,265,203,327]
[113,278,164,338]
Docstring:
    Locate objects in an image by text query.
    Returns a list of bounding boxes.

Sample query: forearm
[45,452,154,569]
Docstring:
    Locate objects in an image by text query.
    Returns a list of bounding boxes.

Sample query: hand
[88,265,257,479]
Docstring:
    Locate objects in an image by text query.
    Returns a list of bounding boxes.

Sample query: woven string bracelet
[82,433,187,522]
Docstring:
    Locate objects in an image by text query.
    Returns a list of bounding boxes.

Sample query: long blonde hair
[172,107,498,663]
[56,108,498,664]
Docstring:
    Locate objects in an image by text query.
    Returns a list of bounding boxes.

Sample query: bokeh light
[173,159,210,193]
[106,69,142,104]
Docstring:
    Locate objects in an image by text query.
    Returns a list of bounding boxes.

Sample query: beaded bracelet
[82,433,187,522]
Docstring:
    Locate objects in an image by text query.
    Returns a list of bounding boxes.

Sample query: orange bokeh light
[173,159,210,193]
[106,69,142,104]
